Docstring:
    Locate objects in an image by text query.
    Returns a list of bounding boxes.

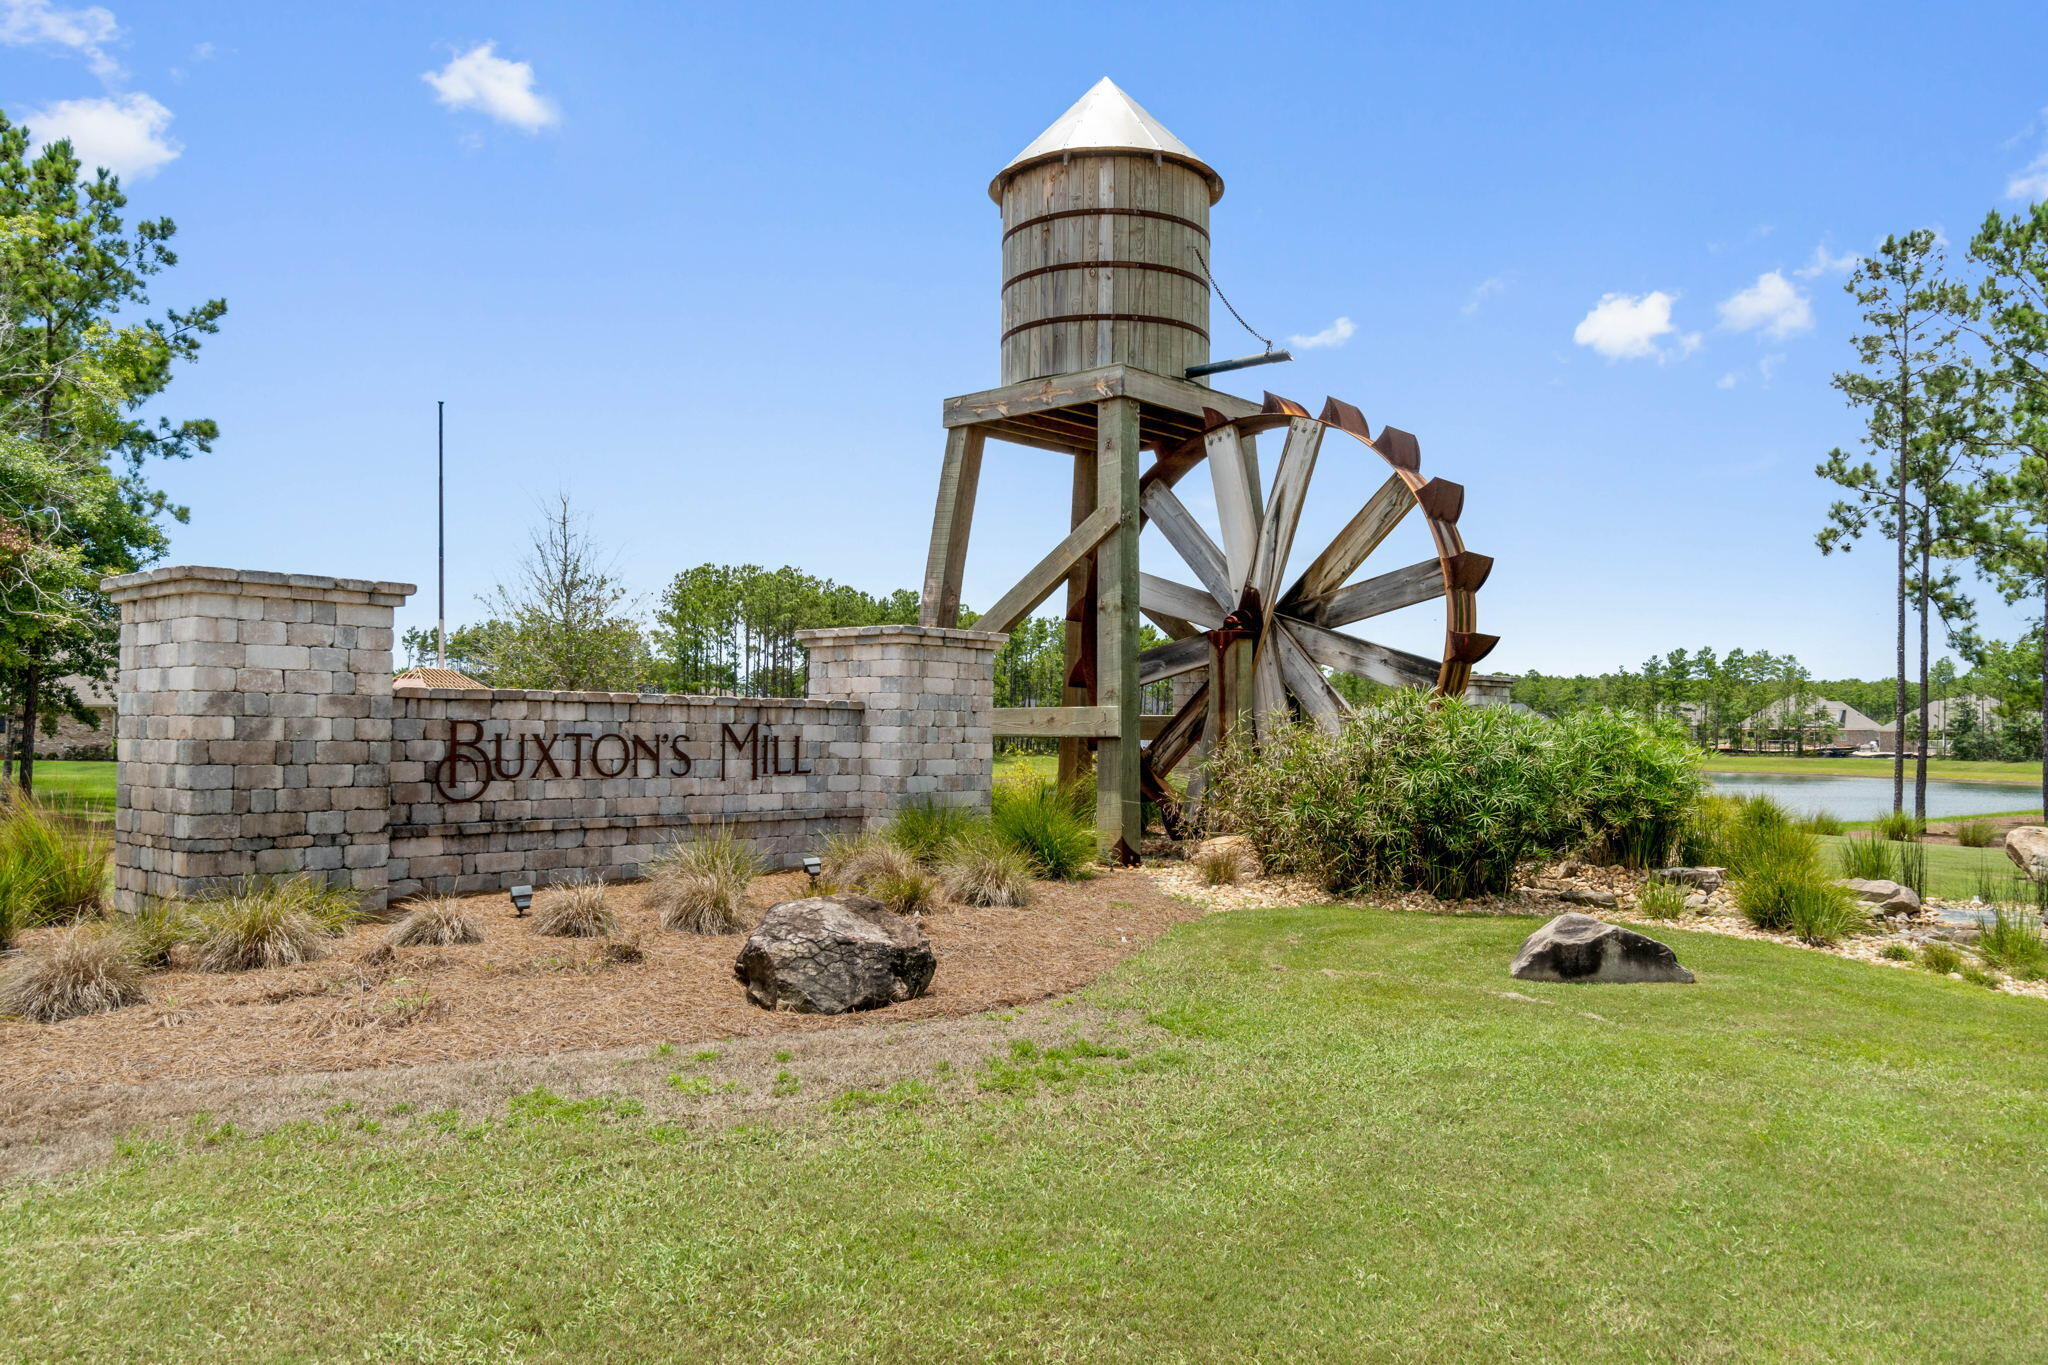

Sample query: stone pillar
[102,566,414,911]
[799,624,1005,825]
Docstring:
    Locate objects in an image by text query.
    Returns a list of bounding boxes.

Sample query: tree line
[403,495,1170,726]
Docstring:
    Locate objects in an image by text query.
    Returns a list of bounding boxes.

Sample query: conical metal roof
[989,78,1223,203]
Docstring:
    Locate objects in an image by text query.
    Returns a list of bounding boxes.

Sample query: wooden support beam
[1291,555,1446,629]
[1282,473,1414,606]
[992,705,1121,738]
[1287,619,1444,690]
[1248,417,1323,604]
[1146,682,1208,775]
[978,503,1119,636]
[1095,395,1143,863]
[918,427,986,627]
[944,364,1261,429]
[1138,573,1226,629]
[1059,444,1099,790]
[1137,633,1210,685]
[1140,481,1235,605]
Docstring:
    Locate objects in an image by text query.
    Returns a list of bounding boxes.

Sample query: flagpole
[436,400,447,669]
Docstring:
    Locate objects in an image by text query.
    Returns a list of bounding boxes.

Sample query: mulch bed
[0,869,1200,1092]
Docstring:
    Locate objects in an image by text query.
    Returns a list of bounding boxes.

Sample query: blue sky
[5,0,2047,678]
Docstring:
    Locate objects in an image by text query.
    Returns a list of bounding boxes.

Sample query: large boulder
[733,894,936,1014]
[1511,912,1695,984]
[2006,826,2048,882]
[1836,877,1922,918]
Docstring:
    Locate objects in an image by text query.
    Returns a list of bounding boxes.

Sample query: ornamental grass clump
[647,828,762,934]
[818,831,918,895]
[191,878,347,971]
[1193,844,1245,886]
[1975,906,2048,981]
[118,900,191,969]
[937,831,1034,907]
[1634,878,1688,920]
[1729,819,1866,944]
[884,801,986,865]
[386,897,482,947]
[0,791,110,932]
[1203,693,1702,900]
[1874,810,1923,842]
[990,781,1097,881]
[0,925,147,1022]
[533,881,616,938]
[1837,836,1896,883]
[869,867,939,916]
[1953,819,1997,849]
[1919,941,1965,976]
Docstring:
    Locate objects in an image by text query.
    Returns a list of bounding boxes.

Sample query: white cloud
[191,40,212,60]
[1759,353,1785,387]
[1717,270,1813,340]
[1572,291,1688,361]
[424,42,558,131]
[2011,151,2048,202]
[24,92,178,178]
[1792,243,1859,279]
[0,0,121,78]
[1717,372,1739,389]
[1288,316,1355,350]
[1461,275,1508,316]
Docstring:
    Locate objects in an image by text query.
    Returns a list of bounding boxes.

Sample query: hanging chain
[1190,246,1275,352]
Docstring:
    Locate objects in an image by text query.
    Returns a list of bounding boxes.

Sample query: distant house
[1901,694,2008,755]
[1743,697,1888,752]
[24,675,117,760]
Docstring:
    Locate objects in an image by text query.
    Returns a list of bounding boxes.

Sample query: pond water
[1704,771,2037,822]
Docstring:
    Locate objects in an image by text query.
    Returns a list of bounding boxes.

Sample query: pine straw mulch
[0,869,1198,1093]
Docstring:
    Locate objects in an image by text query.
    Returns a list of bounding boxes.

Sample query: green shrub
[884,801,986,865]
[1919,941,1964,976]
[387,897,482,947]
[937,832,1034,907]
[1204,694,1702,899]
[1676,794,1738,868]
[0,924,147,1022]
[869,867,938,915]
[1878,941,1915,962]
[1723,799,1808,878]
[532,881,615,938]
[1836,836,1895,882]
[1975,907,2048,981]
[1783,881,1869,946]
[1953,819,1997,849]
[1874,810,1923,842]
[1803,810,1845,835]
[191,878,346,971]
[647,829,762,934]
[1634,879,1688,920]
[991,781,1096,881]
[0,792,110,930]
[1960,964,2003,989]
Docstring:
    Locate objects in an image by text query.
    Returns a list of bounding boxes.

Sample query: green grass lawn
[1704,752,2043,785]
[20,760,115,818]
[6,907,2047,1361]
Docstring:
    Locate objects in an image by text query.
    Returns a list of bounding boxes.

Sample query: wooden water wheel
[1132,392,1497,824]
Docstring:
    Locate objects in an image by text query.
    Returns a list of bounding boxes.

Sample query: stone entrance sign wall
[104,566,1003,911]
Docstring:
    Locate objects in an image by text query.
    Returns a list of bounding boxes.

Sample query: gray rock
[2005,826,2048,882]
[1560,888,1618,908]
[1684,893,1710,911]
[1837,878,1923,917]
[733,894,936,1014]
[1511,912,1695,984]
[1652,866,1726,893]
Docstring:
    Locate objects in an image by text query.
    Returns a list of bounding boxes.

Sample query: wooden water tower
[920,79,1495,863]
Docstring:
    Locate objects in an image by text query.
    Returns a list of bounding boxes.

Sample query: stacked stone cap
[103,565,416,607]
[796,624,1009,648]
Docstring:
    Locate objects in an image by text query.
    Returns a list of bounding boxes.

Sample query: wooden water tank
[991,81,1223,386]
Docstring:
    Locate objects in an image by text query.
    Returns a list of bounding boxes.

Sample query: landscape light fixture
[508,884,534,916]
[801,856,822,886]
